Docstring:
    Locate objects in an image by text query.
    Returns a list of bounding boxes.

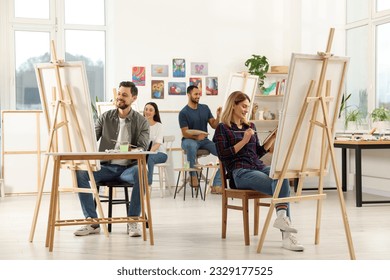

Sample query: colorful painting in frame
[206,77,218,95]
[132,66,145,86]
[172,58,186,77]
[168,82,186,95]
[151,64,169,77]
[189,77,202,96]
[151,80,164,99]
[191,62,208,76]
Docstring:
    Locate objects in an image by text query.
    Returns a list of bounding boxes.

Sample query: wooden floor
[1,187,390,260]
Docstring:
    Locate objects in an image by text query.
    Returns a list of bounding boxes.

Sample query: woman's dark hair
[144,102,161,123]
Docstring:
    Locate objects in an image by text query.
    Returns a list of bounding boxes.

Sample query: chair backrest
[219,161,237,189]
[219,162,228,190]
[162,135,175,160]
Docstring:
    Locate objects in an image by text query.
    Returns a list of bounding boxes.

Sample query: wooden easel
[29,41,109,242]
[256,28,356,259]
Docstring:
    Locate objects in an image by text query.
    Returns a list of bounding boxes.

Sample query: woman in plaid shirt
[213,91,304,252]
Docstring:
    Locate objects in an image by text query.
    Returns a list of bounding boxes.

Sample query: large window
[345,0,390,124]
[346,26,369,118]
[11,0,106,110]
[376,23,390,108]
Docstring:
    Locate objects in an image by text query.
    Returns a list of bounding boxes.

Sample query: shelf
[266,72,288,75]
[255,94,284,98]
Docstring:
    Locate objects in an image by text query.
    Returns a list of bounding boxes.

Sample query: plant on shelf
[370,106,390,122]
[338,92,351,118]
[345,108,363,130]
[244,54,269,90]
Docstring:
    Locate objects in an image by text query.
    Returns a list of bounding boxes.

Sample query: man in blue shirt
[179,85,222,190]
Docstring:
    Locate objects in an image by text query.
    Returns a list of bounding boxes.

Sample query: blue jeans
[147,152,168,185]
[76,163,141,218]
[232,166,291,216]
[181,138,221,186]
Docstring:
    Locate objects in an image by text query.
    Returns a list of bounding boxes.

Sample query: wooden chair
[152,135,175,197]
[220,162,271,245]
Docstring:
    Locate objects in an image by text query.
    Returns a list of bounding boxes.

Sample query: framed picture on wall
[132,66,146,86]
[189,77,202,96]
[191,62,208,76]
[172,58,186,77]
[151,80,164,99]
[206,77,218,95]
[168,82,186,95]
[151,64,169,77]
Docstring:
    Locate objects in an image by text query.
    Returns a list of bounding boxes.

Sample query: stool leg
[108,187,113,232]
[174,171,181,199]
[124,187,130,214]
[183,171,187,201]
[203,168,209,201]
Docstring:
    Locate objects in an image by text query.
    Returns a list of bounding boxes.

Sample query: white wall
[105,0,346,114]
[1,0,349,194]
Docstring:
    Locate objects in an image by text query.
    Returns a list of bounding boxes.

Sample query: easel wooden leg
[87,163,109,238]
[29,155,50,242]
[45,155,60,251]
[256,202,276,253]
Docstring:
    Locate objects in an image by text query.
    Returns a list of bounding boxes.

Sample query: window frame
[3,0,106,110]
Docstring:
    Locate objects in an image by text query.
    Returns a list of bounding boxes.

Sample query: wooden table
[45,151,154,251]
[334,140,390,207]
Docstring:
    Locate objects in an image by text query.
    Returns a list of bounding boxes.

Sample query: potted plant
[370,106,390,122]
[370,106,390,135]
[244,54,269,90]
[345,108,362,130]
[338,93,351,118]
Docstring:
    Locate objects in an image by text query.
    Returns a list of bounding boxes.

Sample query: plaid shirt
[213,122,267,181]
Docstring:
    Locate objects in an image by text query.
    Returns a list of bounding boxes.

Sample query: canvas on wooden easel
[30,42,108,243]
[35,60,100,170]
[256,28,356,259]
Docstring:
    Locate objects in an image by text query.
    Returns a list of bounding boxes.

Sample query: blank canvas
[270,53,349,179]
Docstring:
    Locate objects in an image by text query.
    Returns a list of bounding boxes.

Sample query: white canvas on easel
[35,61,100,170]
[224,72,258,113]
[30,51,108,242]
[256,28,355,259]
[270,53,349,178]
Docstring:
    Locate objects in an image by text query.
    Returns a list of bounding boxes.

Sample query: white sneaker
[282,232,304,251]
[273,216,298,233]
[127,223,141,237]
[74,225,100,236]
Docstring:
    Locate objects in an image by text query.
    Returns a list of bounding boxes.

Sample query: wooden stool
[174,167,203,200]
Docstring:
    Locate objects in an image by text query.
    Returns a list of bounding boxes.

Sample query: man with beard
[179,85,222,191]
[74,81,149,237]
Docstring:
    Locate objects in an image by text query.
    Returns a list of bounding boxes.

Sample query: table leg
[355,148,362,207]
[341,148,347,192]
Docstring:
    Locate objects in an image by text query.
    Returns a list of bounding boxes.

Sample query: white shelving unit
[249,71,288,143]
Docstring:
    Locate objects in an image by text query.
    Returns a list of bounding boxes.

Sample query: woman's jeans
[147,152,168,185]
[232,166,291,216]
[76,163,141,219]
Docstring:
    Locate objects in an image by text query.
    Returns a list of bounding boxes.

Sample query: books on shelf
[262,79,286,96]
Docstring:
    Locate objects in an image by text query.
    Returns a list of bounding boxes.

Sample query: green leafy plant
[244,54,269,89]
[345,108,362,128]
[371,106,390,122]
[338,93,351,118]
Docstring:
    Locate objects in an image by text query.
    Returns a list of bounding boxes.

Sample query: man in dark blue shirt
[179,85,221,189]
